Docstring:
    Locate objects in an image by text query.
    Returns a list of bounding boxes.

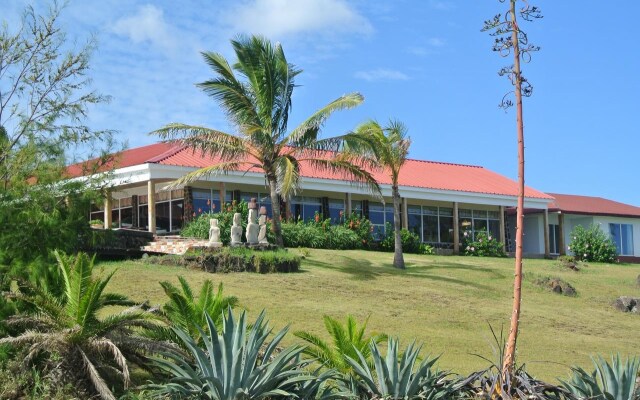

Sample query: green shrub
[148,247,300,273]
[462,231,506,257]
[379,223,433,254]
[343,212,373,247]
[567,224,618,263]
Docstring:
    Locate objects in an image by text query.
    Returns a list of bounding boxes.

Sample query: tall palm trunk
[392,185,405,269]
[267,175,284,247]
[503,0,525,374]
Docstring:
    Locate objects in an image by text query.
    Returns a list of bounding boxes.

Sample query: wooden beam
[558,212,566,255]
[499,205,506,252]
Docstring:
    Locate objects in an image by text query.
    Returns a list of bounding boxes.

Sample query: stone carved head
[233,213,241,225]
[210,218,218,228]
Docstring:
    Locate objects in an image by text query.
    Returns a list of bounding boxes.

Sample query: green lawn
[102,249,640,381]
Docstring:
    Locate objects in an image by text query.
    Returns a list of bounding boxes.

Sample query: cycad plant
[0,251,164,400]
[149,276,238,348]
[149,309,318,399]
[151,35,381,247]
[345,337,455,399]
[561,355,640,400]
[294,314,387,375]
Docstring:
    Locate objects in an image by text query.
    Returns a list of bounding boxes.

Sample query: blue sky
[6,1,640,206]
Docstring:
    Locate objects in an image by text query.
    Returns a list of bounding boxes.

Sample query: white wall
[591,215,640,256]
[523,214,544,254]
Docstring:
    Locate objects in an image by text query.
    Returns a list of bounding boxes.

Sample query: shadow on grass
[303,254,500,290]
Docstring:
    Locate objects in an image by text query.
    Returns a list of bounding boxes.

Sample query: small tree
[351,120,411,269]
[482,0,542,375]
[0,3,116,263]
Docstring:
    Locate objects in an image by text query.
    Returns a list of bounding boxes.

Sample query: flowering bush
[567,224,617,263]
[462,231,506,257]
[342,212,373,247]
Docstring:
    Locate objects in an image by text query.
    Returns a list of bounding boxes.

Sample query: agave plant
[344,337,455,399]
[561,355,640,400]
[294,314,387,376]
[0,251,165,400]
[149,309,321,399]
[149,276,238,348]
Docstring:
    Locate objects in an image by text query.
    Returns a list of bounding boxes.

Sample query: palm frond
[87,337,131,389]
[286,92,364,147]
[79,348,117,400]
[275,154,300,197]
[302,157,382,199]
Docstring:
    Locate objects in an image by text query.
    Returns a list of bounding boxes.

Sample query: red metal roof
[67,142,552,200]
[66,142,180,177]
[155,145,551,199]
[547,193,640,218]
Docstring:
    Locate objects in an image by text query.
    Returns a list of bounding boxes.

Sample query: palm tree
[352,120,411,269]
[0,251,166,400]
[151,35,380,247]
[293,314,387,376]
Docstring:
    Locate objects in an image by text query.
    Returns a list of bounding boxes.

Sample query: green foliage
[343,212,374,247]
[0,251,165,400]
[561,355,640,400]
[462,231,506,257]
[181,200,250,244]
[150,276,238,349]
[146,247,301,273]
[294,315,387,376]
[380,222,433,254]
[344,337,455,399]
[568,224,618,263]
[148,309,317,399]
[0,184,98,263]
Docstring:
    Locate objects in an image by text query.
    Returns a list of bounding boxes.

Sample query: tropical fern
[149,276,238,348]
[294,314,387,375]
[0,251,167,400]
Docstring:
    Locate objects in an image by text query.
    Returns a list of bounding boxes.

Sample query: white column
[543,208,550,258]
[499,205,506,252]
[401,198,408,230]
[453,202,460,254]
[104,192,112,229]
[147,180,156,234]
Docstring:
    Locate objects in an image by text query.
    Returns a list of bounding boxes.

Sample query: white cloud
[112,5,177,54]
[429,1,454,11]
[222,0,373,38]
[354,68,409,82]
[428,37,445,47]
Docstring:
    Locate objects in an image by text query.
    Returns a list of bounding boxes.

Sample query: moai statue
[246,198,259,245]
[230,213,243,246]
[258,215,269,245]
[246,209,259,245]
[208,219,222,248]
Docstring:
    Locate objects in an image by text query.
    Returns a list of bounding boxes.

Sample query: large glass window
[549,224,560,254]
[328,199,344,224]
[407,206,422,238]
[405,205,453,244]
[291,196,322,221]
[460,208,501,241]
[156,202,171,232]
[610,223,634,256]
[193,189,212,216]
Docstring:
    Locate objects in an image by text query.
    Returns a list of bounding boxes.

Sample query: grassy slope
[102,249,640,381]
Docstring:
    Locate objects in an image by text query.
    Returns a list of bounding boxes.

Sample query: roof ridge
[146,143,187,163]
[405,158,484,169]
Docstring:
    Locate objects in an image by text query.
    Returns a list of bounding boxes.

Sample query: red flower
[198,208,202,213]
[206,199,211,205]
[212,203,216,210]
[192,212,196,217]
[315,214,320,223]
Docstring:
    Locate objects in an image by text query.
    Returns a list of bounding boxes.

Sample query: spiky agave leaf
[148,309,313,399]
[561,354,640,400]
